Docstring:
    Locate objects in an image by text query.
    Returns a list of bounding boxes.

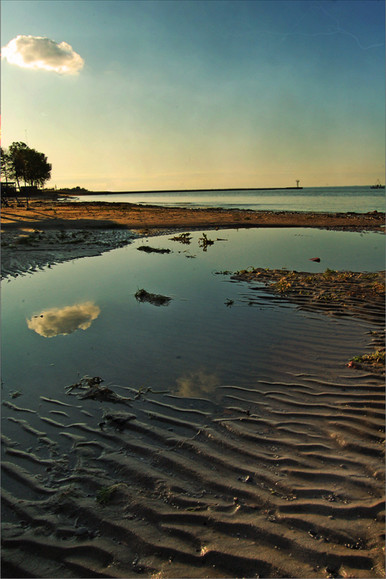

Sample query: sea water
[71,186,385,213]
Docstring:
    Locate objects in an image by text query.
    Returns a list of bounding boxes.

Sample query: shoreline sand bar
[1,200,384,232]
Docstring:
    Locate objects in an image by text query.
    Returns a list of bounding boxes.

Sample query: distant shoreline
[57,184,385,196]
[67,186,304,195]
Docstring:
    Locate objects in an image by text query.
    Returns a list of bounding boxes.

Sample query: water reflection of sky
[1,228,384,410]
[26,302,100,337]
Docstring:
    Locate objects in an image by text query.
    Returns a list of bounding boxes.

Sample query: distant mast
[296,180,300,188]
[371,179,385,189]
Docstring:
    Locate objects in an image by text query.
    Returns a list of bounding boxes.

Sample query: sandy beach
[1,200,385,578]
[2,199,384,232]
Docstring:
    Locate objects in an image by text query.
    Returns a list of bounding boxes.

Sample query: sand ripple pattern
[2,361,385,578]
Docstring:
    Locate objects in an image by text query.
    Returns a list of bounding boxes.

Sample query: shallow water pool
[2,227,384,406]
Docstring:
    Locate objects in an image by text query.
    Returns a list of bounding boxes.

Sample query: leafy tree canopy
[2,142,52,189]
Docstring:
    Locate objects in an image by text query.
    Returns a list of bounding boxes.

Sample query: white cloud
[27,302,100,337]
[1,35,84,74]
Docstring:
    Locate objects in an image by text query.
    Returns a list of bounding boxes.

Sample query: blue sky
[1,0,385,190]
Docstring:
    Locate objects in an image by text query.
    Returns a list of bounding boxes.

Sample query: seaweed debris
[137,246,171,254]
[170,232,192,244]
[198,233,214,251]
[232,267,385,325]
[135,289,172,306]
[347,348,385,374]
[232,268,385,302]
[65,376,132,405]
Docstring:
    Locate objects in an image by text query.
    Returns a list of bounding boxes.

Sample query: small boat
[370,179,385,189]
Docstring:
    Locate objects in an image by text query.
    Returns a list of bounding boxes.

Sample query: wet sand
[1,228,138,279]
[1,201,385,578]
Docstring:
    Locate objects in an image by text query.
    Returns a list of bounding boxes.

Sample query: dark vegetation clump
[347,349,385,374]
[170,232,192,244]
[137,246,171,254]
[65,376,132,404]
[198,233,214,251]
[135,289,172,306]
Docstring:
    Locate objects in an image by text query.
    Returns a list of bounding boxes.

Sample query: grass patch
[96,483,127,505]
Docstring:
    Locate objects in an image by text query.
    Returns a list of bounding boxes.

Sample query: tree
[24,149,52,188]
[4,142,52,207]
[7,142,52,189]
[7,142,29,189]
[0,147,13,184]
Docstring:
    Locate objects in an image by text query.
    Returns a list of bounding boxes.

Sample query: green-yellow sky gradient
[1,0,384,190]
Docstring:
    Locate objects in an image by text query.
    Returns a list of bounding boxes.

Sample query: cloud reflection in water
[27,302,100,338]
[175,369,220,398]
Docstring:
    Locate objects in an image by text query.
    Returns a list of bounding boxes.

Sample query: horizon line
[57,183,384,194]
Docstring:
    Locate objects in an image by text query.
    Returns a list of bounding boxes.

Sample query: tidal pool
[2,227,384,408]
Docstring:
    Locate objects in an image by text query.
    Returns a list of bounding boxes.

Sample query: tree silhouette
[0,147,13,184]
[3,142,52,207]
[7,142,52,188]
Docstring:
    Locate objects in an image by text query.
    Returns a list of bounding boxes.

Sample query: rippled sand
[2,270,384,578]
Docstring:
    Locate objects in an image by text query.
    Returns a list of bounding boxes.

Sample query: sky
[1,0,385,191]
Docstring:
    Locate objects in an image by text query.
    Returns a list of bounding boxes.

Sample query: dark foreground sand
[1,202,385,578]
